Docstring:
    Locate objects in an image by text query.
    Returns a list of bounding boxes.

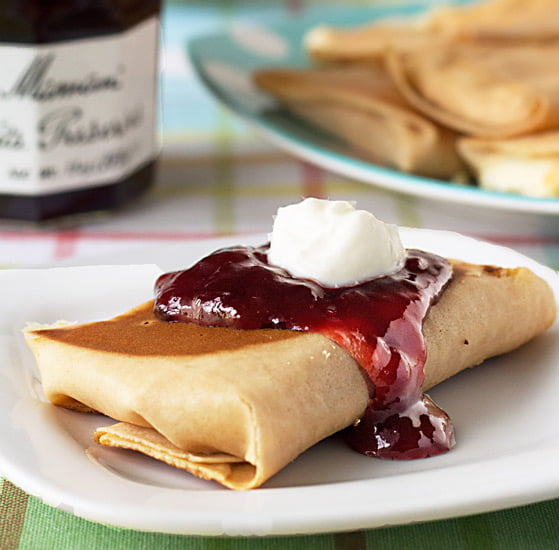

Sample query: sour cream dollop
[268,198,405,287]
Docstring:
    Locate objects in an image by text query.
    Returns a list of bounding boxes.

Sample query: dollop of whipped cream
[268,198,405,287]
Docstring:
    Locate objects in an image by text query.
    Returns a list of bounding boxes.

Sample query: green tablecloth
[2,479,559,549]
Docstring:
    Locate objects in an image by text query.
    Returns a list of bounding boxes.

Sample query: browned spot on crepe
[36,300,301,357]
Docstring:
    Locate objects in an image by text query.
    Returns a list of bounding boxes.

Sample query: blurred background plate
[186,3,559,215]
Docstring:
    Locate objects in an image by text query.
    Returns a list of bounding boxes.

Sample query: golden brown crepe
[425,0,559,43]
[253,65,466,179]
[458,131,559,197]
[305,0,559,64]
[305,20,441,65]
[24,260,556,490]
[386,42,559,138]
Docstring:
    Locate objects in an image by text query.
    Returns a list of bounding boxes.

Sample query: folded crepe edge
[304,22,442,63]
[94,422,257,490]
[385,48,551,139]
[457,133,559,198]
[459,130,559,157]
[253,67,466,178]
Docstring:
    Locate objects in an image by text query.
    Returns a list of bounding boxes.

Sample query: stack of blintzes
[254,0,559,198]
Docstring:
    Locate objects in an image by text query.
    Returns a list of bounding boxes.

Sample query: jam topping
[154,245,454,460]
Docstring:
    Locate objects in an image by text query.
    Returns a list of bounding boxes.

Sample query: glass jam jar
[0,0,161,220]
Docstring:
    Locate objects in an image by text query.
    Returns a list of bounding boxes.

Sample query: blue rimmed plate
[187,3,559,215]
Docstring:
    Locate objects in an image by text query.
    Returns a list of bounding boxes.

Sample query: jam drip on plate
[154,245,454,460]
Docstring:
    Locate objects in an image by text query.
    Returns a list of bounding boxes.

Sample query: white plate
[1,229,558,536]
[187,4,559,215]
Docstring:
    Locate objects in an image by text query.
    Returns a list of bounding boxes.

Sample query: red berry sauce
[154,244,455,460]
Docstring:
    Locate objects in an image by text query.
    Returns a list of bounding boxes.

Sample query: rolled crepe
[253,65,466,179]
[24,260,556,490]
[305,0,559,64]
[386,42,559,138]
[458,131,559,198]
[305,21,441,65]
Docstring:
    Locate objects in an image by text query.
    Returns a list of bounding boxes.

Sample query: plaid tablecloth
[2,1,559,548]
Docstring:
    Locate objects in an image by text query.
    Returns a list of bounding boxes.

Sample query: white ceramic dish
[1,229,558,536]
[187,4,559,215]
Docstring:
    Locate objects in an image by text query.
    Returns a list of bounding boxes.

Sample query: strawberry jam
[154,245,454,460]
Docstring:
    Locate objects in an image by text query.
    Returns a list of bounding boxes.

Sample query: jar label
[0,17,159,195]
